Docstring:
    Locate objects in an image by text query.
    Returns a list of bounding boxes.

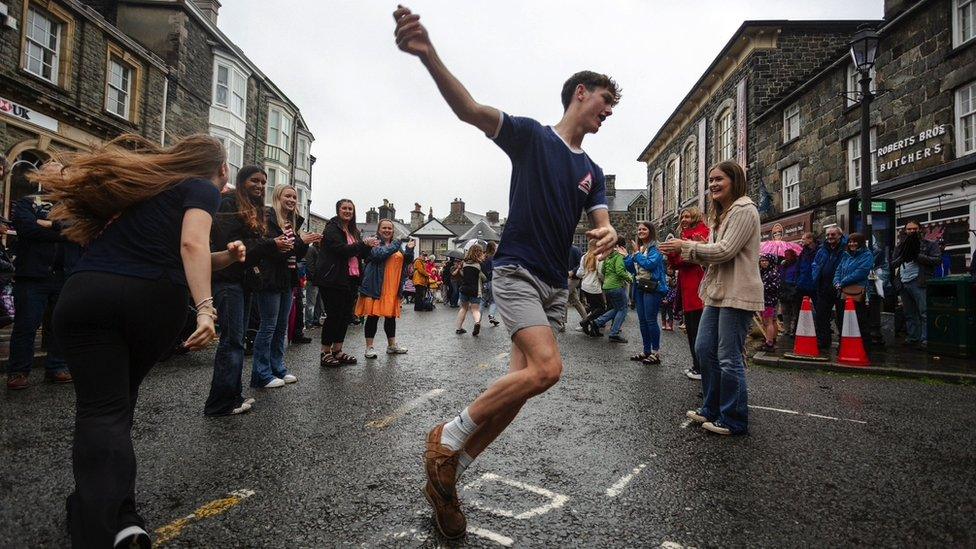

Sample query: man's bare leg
[463,342,529,460]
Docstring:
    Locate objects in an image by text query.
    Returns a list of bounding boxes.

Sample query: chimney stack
[411,203,425,231]
[191,0,221,24]
[378,199,395,221]
[486,210,499,224]
[605,174,616,197]
[365,207,379,225]
[450,197,465,218]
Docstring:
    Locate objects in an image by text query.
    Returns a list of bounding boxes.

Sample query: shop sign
[0,96,59,133]
[876,124,947,174]
[761,211,812,242]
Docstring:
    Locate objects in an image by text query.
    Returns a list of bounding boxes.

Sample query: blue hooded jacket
[358,240,415,300]
[833,247,873,289]
[811,236,847,292]
[625,243,669,295]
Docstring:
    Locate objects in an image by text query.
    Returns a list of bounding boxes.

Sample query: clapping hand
[364,236,380,247]
[302,232,323,244]
[659,239,686,255]
[227,240,246,263]
[274,234,293,252]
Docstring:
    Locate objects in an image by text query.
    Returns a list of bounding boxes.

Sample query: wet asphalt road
[2,305,975,548]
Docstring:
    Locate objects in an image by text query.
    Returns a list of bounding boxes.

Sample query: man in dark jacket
[6,195,80,389]
[810,226,846,350]
[891,221,940,347]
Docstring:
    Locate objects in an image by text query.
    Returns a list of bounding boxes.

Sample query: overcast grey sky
[218,0,882,221]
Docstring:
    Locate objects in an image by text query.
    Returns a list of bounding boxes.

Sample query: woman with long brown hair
[660,160,762,436]
[204,165,290,416]
[313,199,378,367]
[42,134,246,547]
[249,184,319,385]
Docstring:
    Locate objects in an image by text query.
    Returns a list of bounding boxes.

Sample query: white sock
[440,407,478,451]
[456,451,474,480]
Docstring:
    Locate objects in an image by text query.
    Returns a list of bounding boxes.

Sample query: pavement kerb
[751,351,976,385]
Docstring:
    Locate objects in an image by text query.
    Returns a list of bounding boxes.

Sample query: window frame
[846,63,878,108]
[651,169,664,221]
[211,131,243,186]
[681,139,697,205]
[783,102,801,142]
[846,127,879,190]
[296,135,311,171]
[954,0,975,48]
[103,44,143,123]
[21,3,74,87]
[212,58,247,119]
[716,108,735,162]
[781,164,800,212]
[267,106,293,152]
[955,80,976,157]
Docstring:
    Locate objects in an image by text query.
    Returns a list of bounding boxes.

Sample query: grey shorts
[492,264,568,338]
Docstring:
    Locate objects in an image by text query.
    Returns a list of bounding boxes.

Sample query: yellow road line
[155,489,255,545]
[366,388,445,429]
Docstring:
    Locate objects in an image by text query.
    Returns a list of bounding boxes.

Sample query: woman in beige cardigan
[660,161,762,435]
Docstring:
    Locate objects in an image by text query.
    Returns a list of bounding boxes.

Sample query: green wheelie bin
[926,275,976,359]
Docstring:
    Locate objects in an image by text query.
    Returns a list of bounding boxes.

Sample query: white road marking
[679,419,693,429]
[366,388,445,429]
[749,404,866,424]
[469,527,514,546]
[463,472,569,519]
[606,463,647,497]
[495,351,510,360]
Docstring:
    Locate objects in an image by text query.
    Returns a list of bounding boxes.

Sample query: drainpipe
[160,76,169,145]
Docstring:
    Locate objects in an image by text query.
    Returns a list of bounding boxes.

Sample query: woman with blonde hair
[665,205,710,380]
[456,244,485,336]
[42,134,245,547]
[249,184,321,387]
[356,219,415,357]
[576,244,606,335]
[660,160,762,436]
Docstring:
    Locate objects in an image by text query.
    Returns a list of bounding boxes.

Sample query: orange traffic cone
[837,297,870,367]
[784,296,827,361]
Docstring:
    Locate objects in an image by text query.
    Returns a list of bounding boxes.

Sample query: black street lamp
[849,26,879,242]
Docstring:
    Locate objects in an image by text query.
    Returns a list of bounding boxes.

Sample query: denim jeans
[695,306,753,434]
[304,285,320,325]
[634,290,662,353]
[595,287,629,336]
[900,278,927,342]
[8,277,67,374]
[251,289,292,387]
[204,282,248,416]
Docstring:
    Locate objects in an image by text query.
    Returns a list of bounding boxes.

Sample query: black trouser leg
[54,273,186,548]
[581,291,606,324]
[384,317,396,338]
[321,286,352,346]
[684,309,703,372]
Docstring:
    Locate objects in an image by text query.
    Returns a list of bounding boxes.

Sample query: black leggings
[364,315,396,339]
[683,308,703,372]
[320,285,353,346]
[581,290,607,324]
[53,272,188,548]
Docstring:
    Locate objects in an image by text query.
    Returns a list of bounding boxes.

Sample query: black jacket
[11,196,81,280]
[253,211,308,292]
[210,196,277,287]
[313,216,370,289]
[891,235,941,288]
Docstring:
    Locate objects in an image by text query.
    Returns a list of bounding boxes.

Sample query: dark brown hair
[335,199,361,240]
[848,232,866,247]
[706,160,748,232]
[637,220,657,244]
[35,133,225,245]
[232,165,268,235]
[561,71,621,112]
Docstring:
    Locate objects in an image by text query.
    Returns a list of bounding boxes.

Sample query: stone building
[572,174,649,249]
[0,0,168,216]
[638,18,875,236]
[1,0,318,220]
[750,0,976,271]
[359,199,410,240]
[439,197,502,245]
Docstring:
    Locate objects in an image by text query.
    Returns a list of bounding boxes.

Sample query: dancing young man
[394,5,618,539]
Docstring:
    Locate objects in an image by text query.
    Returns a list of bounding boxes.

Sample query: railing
[264,144,291,166]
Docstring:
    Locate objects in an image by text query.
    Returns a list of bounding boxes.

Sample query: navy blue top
[73,178,221,286]
[490,114,608,288]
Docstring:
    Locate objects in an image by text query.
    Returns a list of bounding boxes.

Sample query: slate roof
[457,220,501,243]
[410,218,457,237]
[607,189,647,212]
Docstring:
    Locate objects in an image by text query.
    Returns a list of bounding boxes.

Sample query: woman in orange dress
[355,219,415,358]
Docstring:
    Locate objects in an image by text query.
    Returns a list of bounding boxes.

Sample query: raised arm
[393,5,500,136]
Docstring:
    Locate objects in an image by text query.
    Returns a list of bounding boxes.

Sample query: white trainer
[364,347,378,359]
[263,378,285,389]
[283,374,297,384]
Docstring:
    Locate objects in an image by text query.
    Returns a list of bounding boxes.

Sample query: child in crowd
[456,244,486,336]
[759,253,781,351]
[661,263,678,331]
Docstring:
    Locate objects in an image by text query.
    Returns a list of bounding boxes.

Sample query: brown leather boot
[44,371,73,384]
[423,481,466,540]
[424,424,459,499]
[6,373,29,390]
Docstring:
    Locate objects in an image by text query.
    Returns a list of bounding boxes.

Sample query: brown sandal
[320,353,341,368]
[335,352,358,365]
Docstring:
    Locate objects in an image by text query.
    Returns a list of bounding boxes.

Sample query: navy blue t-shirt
[73,178,221,286]
[491,113,608,288]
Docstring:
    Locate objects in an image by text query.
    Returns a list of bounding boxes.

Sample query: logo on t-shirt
[577,172,593,194]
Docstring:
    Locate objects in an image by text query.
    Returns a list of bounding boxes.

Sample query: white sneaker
[364,347,378,359]
[283,374,297,384]
[684,368,702,381]
[386,345,408,354]
[114,525,150,549]
[243,397,256,407]
[686,410,707,423]
[230,401,252,415]
[263,378,285,389]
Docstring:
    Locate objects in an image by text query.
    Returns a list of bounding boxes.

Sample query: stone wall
[751,0,976,232]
